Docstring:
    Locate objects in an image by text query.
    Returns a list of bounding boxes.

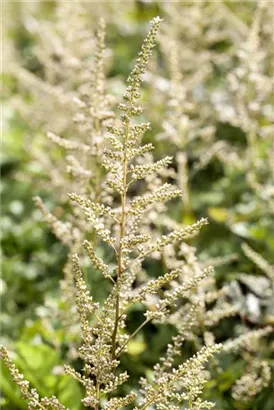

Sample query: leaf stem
[116,317,151,357]
[111,119,130,360]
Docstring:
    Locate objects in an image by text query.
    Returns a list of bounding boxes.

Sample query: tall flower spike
[4,13,271,410]
[124,16,163,116]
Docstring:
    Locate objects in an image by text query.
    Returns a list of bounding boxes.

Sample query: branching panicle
[2,10,272,410]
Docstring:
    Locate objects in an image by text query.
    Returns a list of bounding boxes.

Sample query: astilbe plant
[148,0,249,208]
[19,6,114,207]
[134,3,246,380]
[147,1,273,229]
[4,1,114,205]
[32,16,115,338]
[211,1,274,333]
[214,1,274,211]
[5,6,116,343]
[1,16,273,410]
[147,0,273,333]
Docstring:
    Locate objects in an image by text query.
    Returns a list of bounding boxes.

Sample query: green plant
[1,15,273,410]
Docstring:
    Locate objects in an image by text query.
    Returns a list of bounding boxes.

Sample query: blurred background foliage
[1,1,274,409]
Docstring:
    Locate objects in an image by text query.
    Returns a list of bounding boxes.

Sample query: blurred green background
[1,1,274,409]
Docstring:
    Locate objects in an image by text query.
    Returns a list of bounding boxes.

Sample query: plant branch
[111,119,130,360]
[116,317,151,358]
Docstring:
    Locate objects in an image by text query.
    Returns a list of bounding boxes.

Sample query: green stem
[111,119,130,360]
[116,318,151,357]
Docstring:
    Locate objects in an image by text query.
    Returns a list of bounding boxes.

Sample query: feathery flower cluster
[136,344,223,410]
[232,359,271,402]
[2,9,273,410]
